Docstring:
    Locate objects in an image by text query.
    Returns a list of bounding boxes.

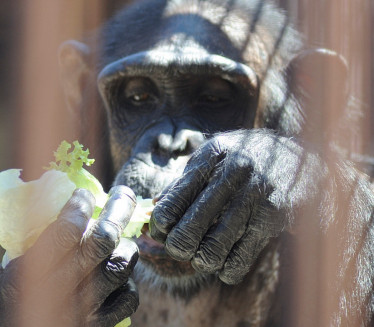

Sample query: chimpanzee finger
[218,229,270,285]
[81,185,137,264]
[86,279,139,327]
[150,178,181,243]
[191,191,253,274]
[149,218,168,243]
[164,167,245,262]
[21,188,95,280]
[152,177,180,204]
[150,153,221,238]
[29,186,136,303]
[77,238,138,313]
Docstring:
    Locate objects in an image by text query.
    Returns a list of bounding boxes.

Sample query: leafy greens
[0,141,152,263]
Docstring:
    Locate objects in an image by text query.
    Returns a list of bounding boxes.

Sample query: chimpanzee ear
[287,48,349,115]
[58,40,91,112]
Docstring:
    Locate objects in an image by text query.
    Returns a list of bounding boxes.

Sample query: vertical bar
[14,2,105,326]
[14,0,105,181]
[289,0,373,326]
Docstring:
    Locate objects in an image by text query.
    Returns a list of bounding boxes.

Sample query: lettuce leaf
[115,317,131,327]
[45,140,108,218]
[46,140,153,230]
[0,141,152,265]
[123,197,153,238]
[0,169,75,260]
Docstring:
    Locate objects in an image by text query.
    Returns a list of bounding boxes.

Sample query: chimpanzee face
[98,49,259,197]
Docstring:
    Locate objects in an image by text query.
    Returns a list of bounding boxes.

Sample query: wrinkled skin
[150,130,330,285]
[17,0,374,326]
[0,187,139,327]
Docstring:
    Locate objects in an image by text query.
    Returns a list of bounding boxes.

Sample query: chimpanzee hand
[150,129,331,284]
[0,186,139,327]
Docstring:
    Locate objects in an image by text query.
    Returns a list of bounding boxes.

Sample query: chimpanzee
[1,0,374,326]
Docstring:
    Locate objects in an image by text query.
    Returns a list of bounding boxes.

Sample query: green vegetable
[45,140,108,218]
[115,317,131,327]
[0,141,152,266]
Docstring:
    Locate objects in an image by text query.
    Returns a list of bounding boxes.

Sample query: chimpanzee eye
[130,92,151,103]
[121,77,159,108]
[197,93,232,107]
[195,77,235,108]
[199,94,223,103]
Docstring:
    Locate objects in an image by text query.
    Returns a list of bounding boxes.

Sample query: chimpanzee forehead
[97,0,298,73]
[99,4,247,65]
[159,0,253,49]
[151,14,244,60]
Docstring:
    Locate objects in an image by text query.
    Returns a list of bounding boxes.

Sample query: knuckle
[109,244,139,274]
[219,256,249,285]
[192,244,225,274]
[151,204,177,233]
[165,228,196,261]
[84,238,114,262]
[101,259,131,285]
[191,256,216,274]
[84,222,120,260]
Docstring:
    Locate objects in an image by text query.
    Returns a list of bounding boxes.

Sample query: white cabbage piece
[0,169,75,260]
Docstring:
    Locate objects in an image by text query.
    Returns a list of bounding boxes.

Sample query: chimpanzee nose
[157,129,204,156]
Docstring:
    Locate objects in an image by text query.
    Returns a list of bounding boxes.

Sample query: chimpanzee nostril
[156,129,205,156]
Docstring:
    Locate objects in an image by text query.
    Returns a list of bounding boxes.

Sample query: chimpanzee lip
[136,224,196,276]
[137,223,167,256]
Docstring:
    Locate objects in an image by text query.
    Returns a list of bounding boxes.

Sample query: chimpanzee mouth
[138,223,166,255]
[134,226,215,297]
[136,223,197,277]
